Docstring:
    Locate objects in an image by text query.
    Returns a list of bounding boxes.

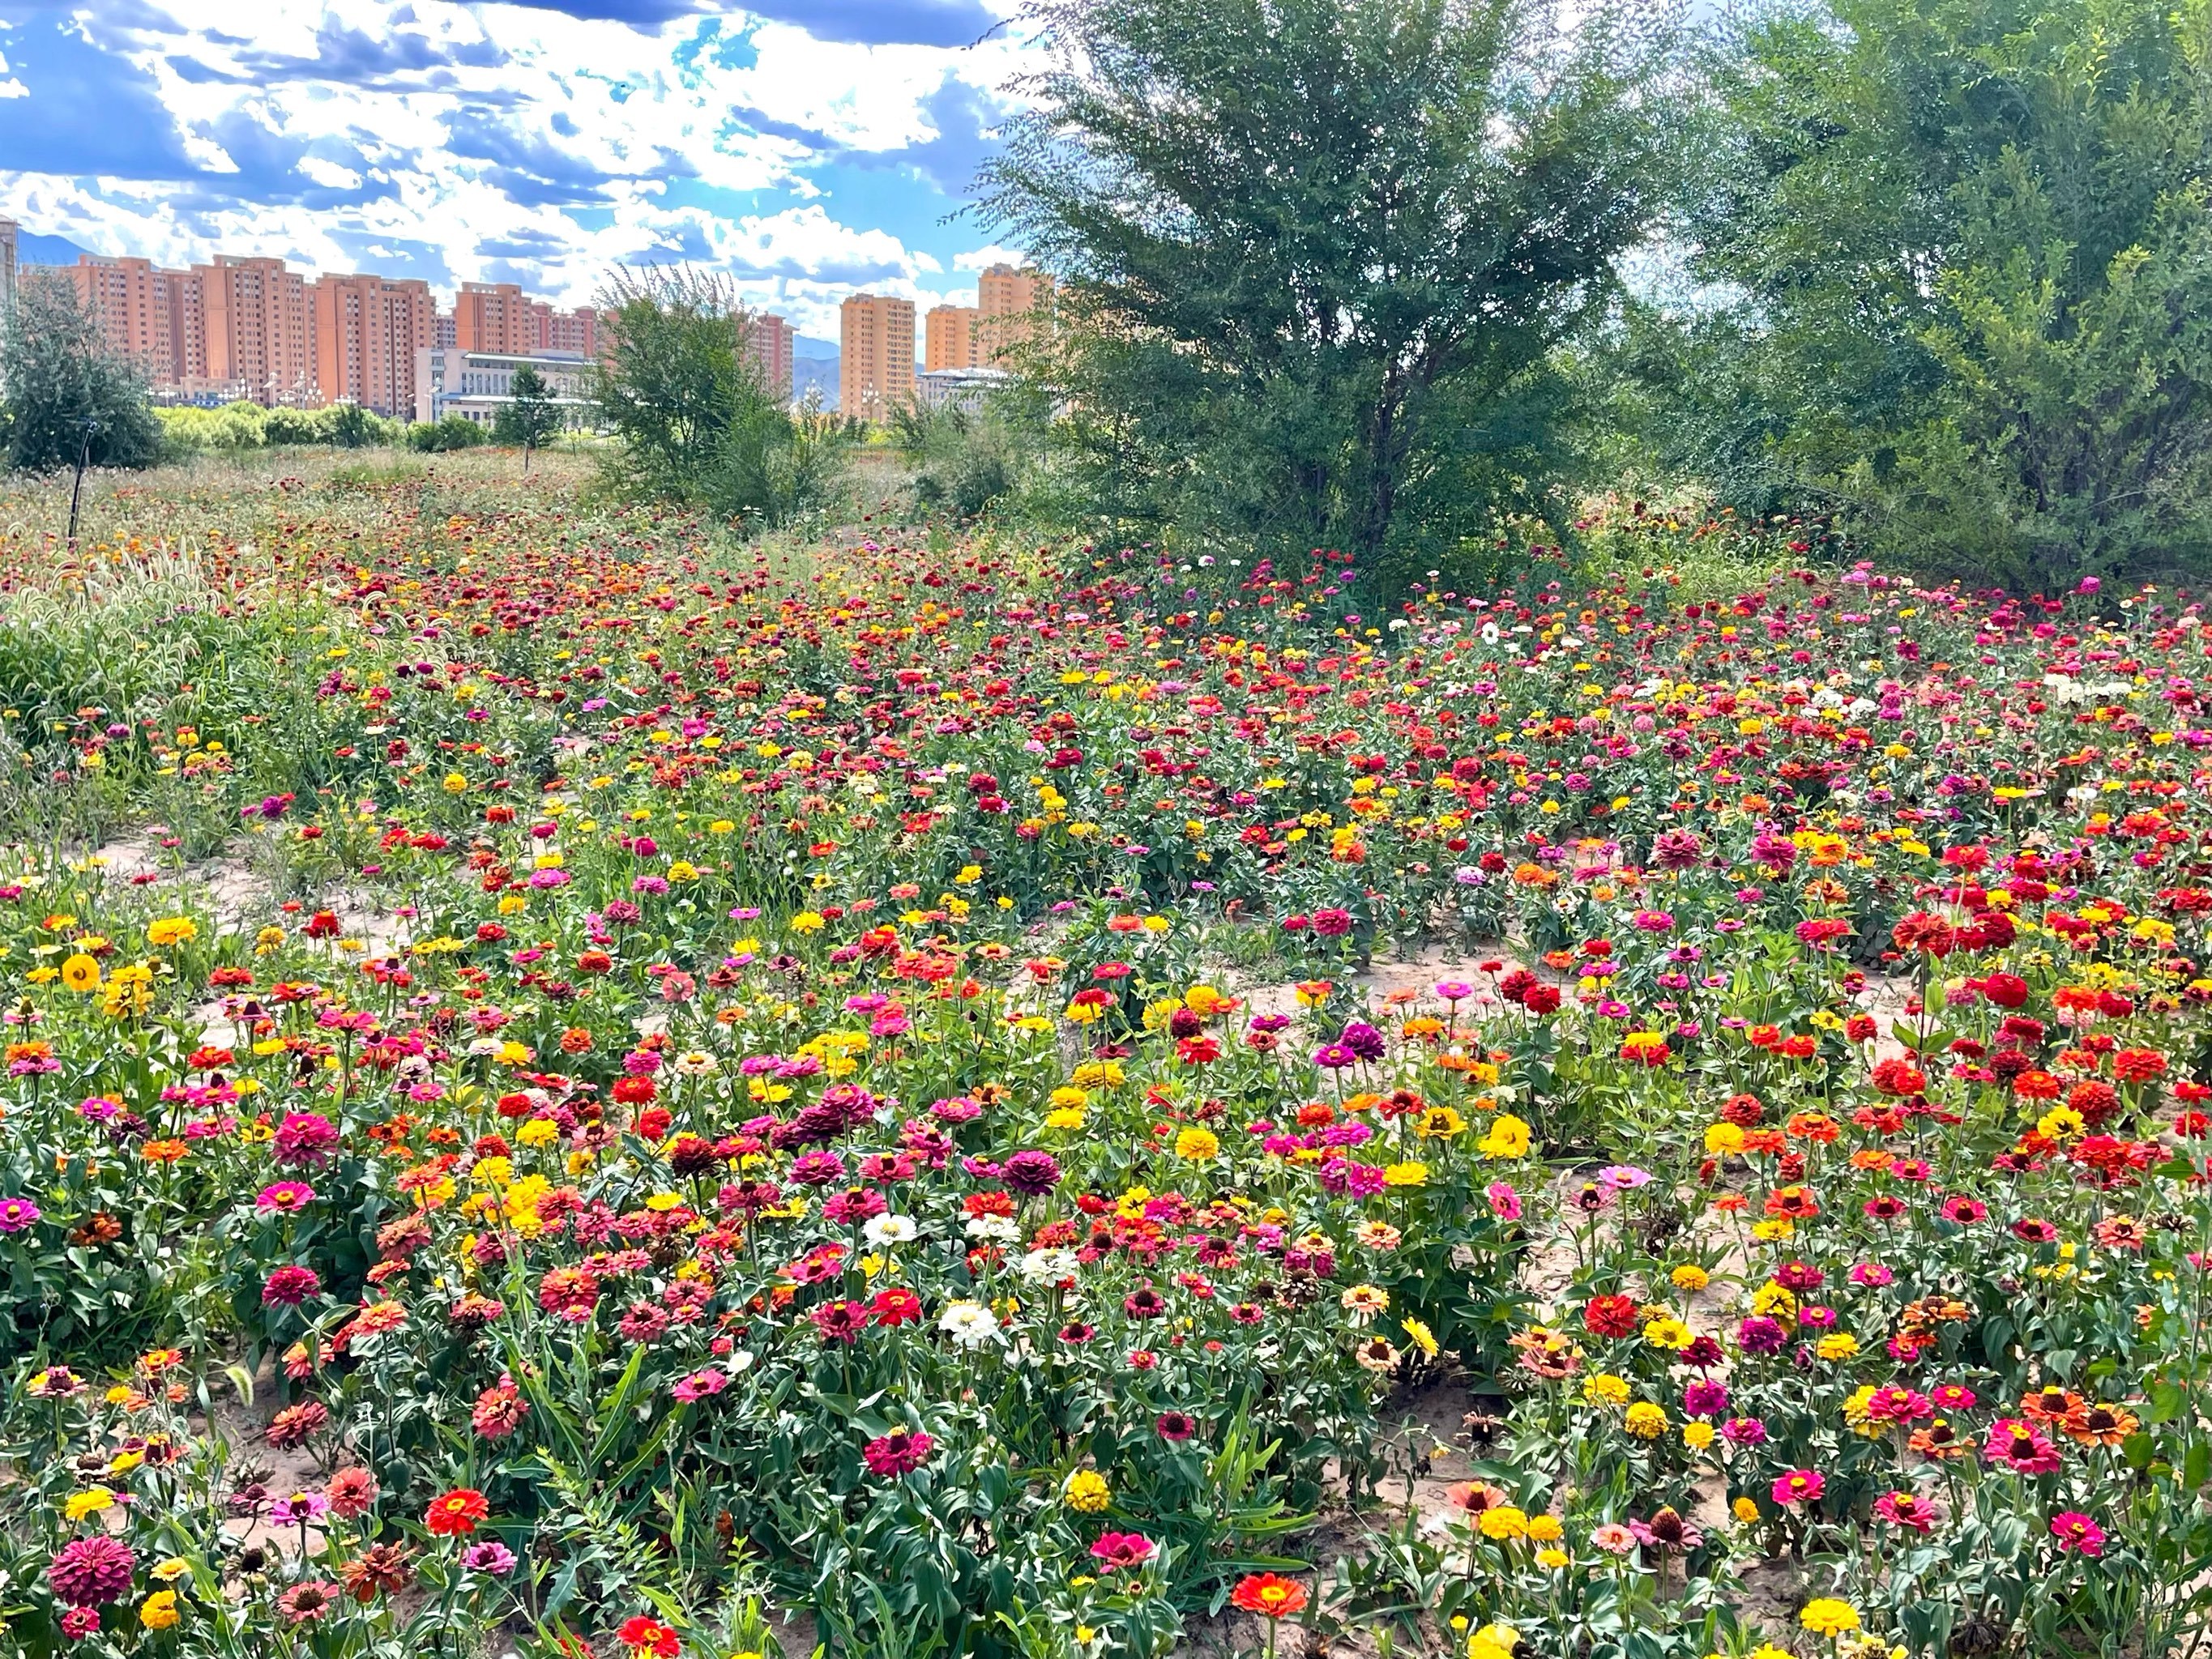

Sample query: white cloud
[0,0,1043,325]
[953,242,1027,271]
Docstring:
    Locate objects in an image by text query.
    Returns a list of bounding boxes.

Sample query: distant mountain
[794,335,838,359]
[12,229,96,267]
[790,354,838,408]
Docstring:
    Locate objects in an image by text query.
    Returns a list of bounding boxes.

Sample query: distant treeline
[152,403,506,458]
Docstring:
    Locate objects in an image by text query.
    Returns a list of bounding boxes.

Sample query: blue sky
[0,0,1036,339]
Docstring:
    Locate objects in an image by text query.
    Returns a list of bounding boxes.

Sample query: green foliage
[407,414,490,452]
[320,401,384,450]
[593,266,852,531]
[157,400,408,458]
[494,363,567,460]
[0,270,161,472]
[1656,0,2212,588]
[980,0,1687,586]
[890,392,1046,520]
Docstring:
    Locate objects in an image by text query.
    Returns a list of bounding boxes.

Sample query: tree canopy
[493,364,564,466]
[1652,0,2212,586]
[592,267,850,530]
[0,270,160,474]
[980,0,1687,582]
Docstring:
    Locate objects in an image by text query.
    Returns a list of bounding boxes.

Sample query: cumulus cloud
[0,0,1036,333]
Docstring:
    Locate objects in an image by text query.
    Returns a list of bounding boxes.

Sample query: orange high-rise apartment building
[196,255,314,404]
[925,304,979,371]
[47,245,599,407]
[839,293,915,420]
[311,273,435,417]
[454,281,535,355]
[976,263,1053,365]
[62,257,189,382]
[745,312,795,399]
[537,302,599,358]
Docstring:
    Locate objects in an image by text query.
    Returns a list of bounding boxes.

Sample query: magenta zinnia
[49,1536,135,1607]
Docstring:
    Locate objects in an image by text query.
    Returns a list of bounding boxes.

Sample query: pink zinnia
[1986,1418,2063,1474]
[1863,1386,1932,1423]
[2051,1511,2105,1556]
[256,1181,318,1213]
[1873,1491,1941,1533]
[327,1467,380,1520]
[48,1536,135,1607]
[671,1367,728,1402]
[262,1265,322,1307]
[809,1300,869,1345]
[0,1196,41,1232]
[861,1429,934,1477]
[1771,1469,1824,1507]
[271,1111,340,1169]
[277,1580,340,1624]
[1090,1532,1156,1572]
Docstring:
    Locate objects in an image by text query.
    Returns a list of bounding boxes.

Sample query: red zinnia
[869,1286,924,1325]
[1583,1293,1639,1338]
[617,1616,681,1658]
[425,1487,489,1536]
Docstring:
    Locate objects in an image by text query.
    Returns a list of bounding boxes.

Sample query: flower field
[2,457,2211,1659]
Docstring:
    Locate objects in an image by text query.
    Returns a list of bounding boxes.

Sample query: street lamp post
[66,415,98,555]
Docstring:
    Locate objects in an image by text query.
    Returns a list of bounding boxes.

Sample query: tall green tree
[0,270,160,473]
[1663,0,2212,586]
[493,364,563,468]
[979,0,1685,578]
[593,267,849,528]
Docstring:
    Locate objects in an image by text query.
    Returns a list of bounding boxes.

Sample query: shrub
[0,270,161,472]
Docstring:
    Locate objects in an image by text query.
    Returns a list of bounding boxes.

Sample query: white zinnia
[937,1300,1003,1349]
[1018,1247,1080,1283]
[864,1213,919,1247]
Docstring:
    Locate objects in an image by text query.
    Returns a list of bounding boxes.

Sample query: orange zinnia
[1229,1572,1309,1619]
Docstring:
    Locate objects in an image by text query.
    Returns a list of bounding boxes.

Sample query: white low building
[916,365,1011,415]
[413,347,596,426]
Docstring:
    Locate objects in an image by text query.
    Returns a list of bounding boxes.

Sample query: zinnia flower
[1089,1531,1156,1572]
[1228,1572,1308,1618]
[277,1580,340,1624]
[617,1616,681,1657]
[1799,1598,1860,1636]
[861,1429,935,1476]
[1873,1491,1941,1533]
[425,1487,489,1536]
[1984,1418,2063,1474]
[2050,1510,2105,1555]
[49,1536,135,1607]
[261,1265,322,1307]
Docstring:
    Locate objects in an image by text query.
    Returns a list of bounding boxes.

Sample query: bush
[407,415,490,453]
[156,402,405,458]
[0,271,161,472]
[1664,0,2212,587]
[594,265,851,530]
[891,396,1044,522]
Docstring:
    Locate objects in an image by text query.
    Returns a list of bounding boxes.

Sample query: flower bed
[2,472,2210,1658]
